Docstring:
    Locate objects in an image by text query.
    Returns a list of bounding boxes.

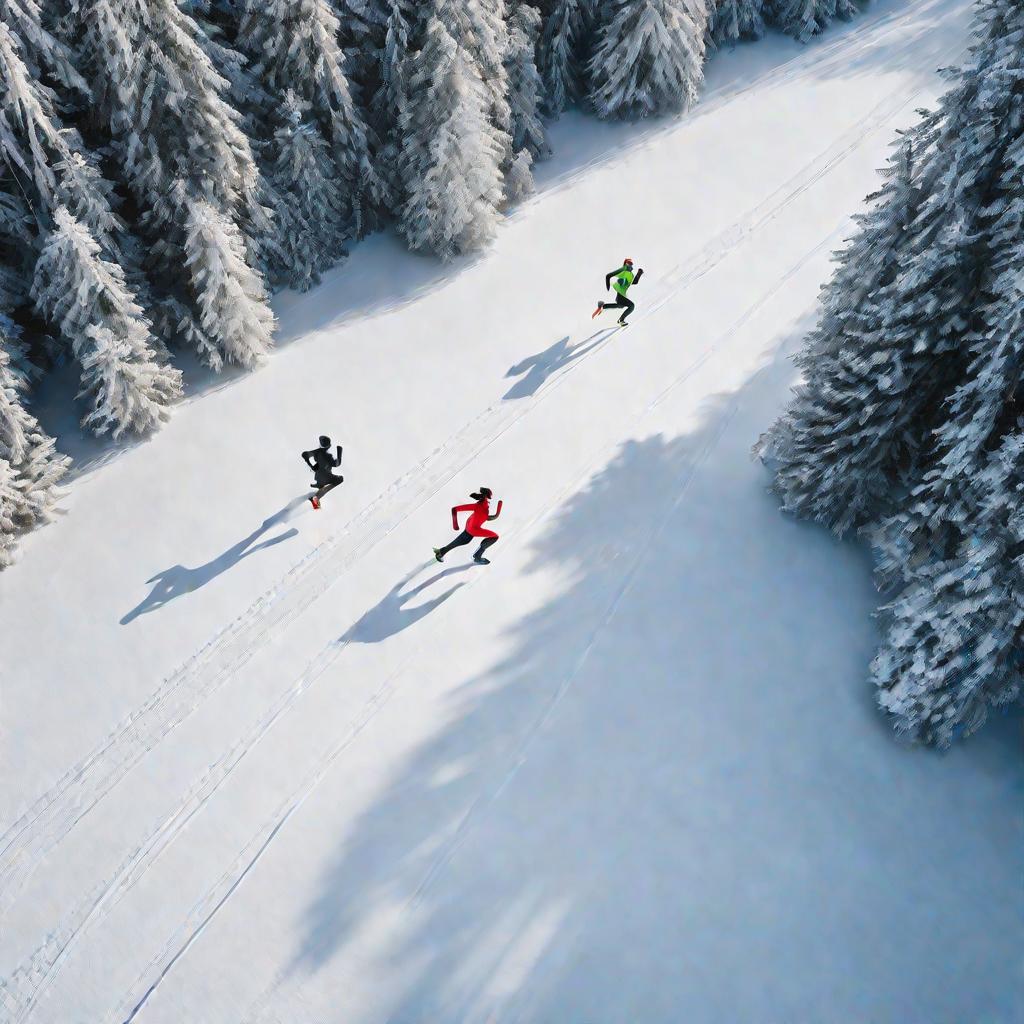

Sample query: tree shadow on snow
[119,497,305,625]
[339,563,474,645]
[503,329,617,401]
[273,331,1023,1024]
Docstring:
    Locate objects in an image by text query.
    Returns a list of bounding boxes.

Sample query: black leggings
[312,473,344,497]
[438,531,498,558]
[604,293,635,321]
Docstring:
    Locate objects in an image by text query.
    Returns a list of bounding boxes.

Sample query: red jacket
[452,498,502,536]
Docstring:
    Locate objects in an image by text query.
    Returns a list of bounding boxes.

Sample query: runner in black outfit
[302,435,344,509]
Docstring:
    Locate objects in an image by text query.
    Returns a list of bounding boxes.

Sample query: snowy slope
[2,2,1021,1021]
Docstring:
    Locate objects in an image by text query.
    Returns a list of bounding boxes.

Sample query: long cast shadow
[120,498,305,625]
[340,563,474,645]
[282,324,1023,1023]
[503,328,617,401]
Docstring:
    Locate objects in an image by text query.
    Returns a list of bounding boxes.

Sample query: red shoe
[591,302,604,319]
[310,496,321,510]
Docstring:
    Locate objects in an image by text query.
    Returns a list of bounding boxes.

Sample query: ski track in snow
[237,214,845,1024]
[0,7,959,918]
[0,0,946,883]
[403,220,851,916]
[1,10,970,1022]
[115,215,858,1024]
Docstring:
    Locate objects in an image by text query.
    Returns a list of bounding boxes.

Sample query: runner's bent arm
[487,500,503,521]
[605,266,626,290]
[451,503,476,530]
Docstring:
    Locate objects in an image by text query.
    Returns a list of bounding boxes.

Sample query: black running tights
[439,532,498,558]
[604,293,635,321]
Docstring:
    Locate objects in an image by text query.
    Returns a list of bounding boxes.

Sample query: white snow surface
[2,3,1021,1021]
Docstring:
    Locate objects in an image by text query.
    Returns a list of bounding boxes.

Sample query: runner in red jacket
[434,487,503,564]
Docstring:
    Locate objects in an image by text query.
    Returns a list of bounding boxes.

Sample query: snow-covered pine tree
[860,0,1024,743]
[762,0,1024,744]
[869,426,1024,746]
[0,313,67,566]
[182,196,276,370]
[416,0,516,173]
[537,0,596,117]
[70,0,276,366]
[507,2,550,163]
[755,131,928,535]
[0,188,36,316]
[365,0,414,216]
[31,207,183,438]
[707,0,766,44]
[398,10,505,258]
[0,454,26,566]
[503,2,549,200]
[0,21,121,255]
[870,3,1024,554]
[235,0,379,237]
[334,0,391,91]
[72,0,256,230]
[588,0,709,120]
[186,12,285,280]
[0,0,88,96]
[151,295,221,372]
[463,0,515,162]
[763,0,856,43]
[264,93,349,292]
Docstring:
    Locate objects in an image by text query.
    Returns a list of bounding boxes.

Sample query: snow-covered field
[2,1,1021,1020]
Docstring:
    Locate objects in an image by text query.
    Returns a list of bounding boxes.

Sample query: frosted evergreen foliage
[183,198,276,370]
[31,208,182,438]
[0,192,35,296]
[846,0,1024,546]
[365,0,413,214]
[869,430,1024,746]
[0,456,25,566]
[398,12,504,258]
[0,316,67,565]
[236,0,378,234]
[708,0,766,43]
[72,0,281,367]
[467,0,514,149]
[764,0,857,42]
[588,0,709,120]
[74,0,258,232]
[756,132,927,535]
[504,147,535,203]
[0,21,121,255]
[538,0,595,117]
[421,0,514,170]
[185,25,285,274]
[334,0,391,86]
[0,0,88,95]
[762,0,1024,743]
[506,2,550,163]
[265,93,349,292]
[152,296,221,371]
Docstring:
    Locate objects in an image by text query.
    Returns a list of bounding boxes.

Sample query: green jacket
[606,265,643,295]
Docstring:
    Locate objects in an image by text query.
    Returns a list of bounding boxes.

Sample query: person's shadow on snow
[120,497,304,624]
[503,329,616,401]
[340,563,472,644]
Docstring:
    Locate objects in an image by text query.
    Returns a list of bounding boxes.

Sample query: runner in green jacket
[592,258,644,324]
